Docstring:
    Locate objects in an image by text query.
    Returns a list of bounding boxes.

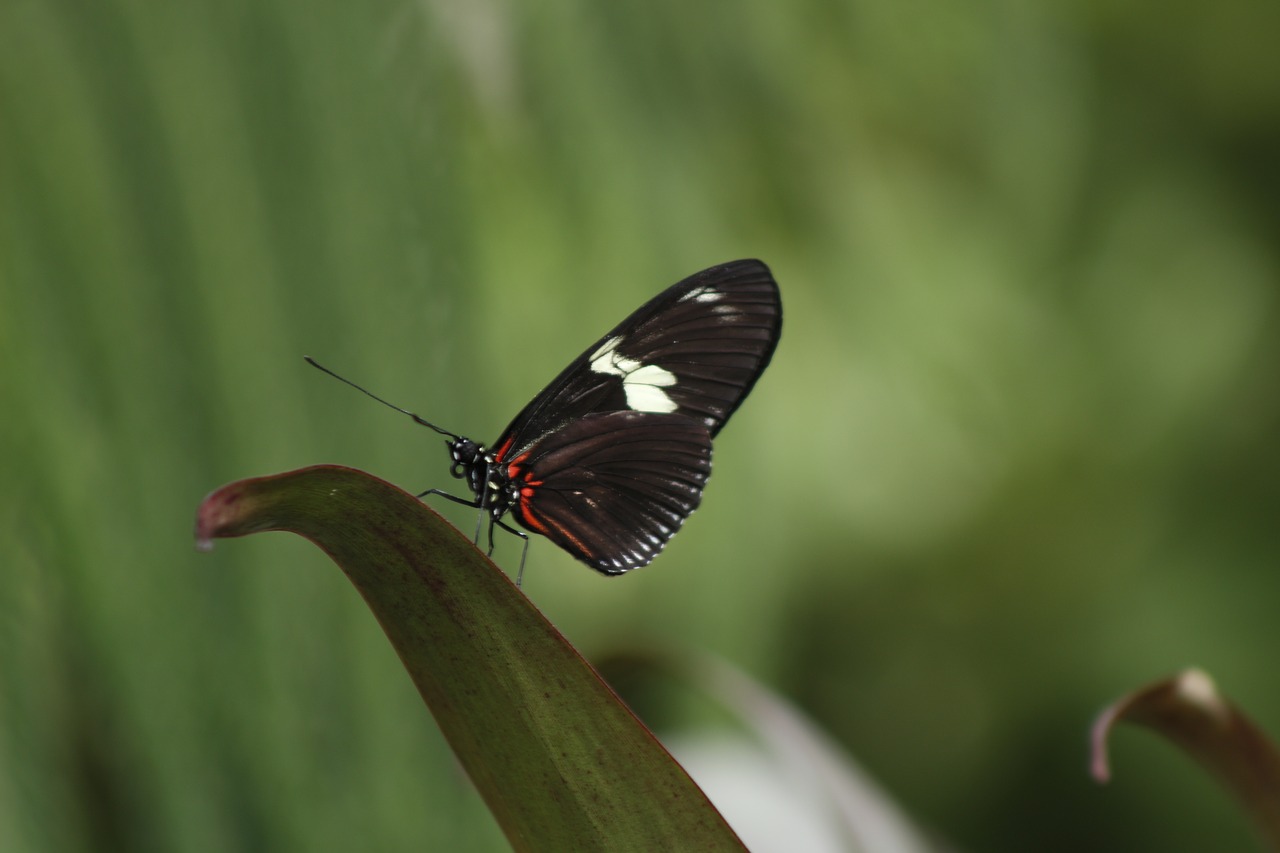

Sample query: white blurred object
[662,656,941,853]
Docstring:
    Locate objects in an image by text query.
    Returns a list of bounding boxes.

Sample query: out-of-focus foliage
[1,0,1277,850]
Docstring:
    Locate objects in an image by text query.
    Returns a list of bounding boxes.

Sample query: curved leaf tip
[194,479,247,550]
[1091,668,1225,784]
[195,469,298,548]
[1091,668,1280,847]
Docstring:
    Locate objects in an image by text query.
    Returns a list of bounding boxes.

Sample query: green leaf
[1091,668,1280,848]
[195,464,745,852]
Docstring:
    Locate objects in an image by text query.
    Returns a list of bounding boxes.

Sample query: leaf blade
[195,464,744,852]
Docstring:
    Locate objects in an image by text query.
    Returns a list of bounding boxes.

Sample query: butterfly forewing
[507,411,713,574]
[492,259,781,465]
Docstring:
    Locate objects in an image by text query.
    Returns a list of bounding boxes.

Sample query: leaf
[195,464,745,852]
[1091,668,1280,848]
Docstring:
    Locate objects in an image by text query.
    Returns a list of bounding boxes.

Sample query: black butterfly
[307,259,781,580]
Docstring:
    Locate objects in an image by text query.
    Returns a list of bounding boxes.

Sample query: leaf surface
[196,464,744,852]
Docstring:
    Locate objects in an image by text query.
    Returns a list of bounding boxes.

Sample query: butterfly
[307,259,781,582]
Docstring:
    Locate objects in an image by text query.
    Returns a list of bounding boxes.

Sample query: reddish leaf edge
[194,464,746,853]
[1091,668,1280,848]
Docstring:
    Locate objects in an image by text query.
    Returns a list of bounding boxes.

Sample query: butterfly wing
[504,411,713,574]
[491,259,781,465]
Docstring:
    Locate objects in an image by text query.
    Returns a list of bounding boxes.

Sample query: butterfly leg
[418,488,488,544]
[485,516,498,555]
[419,486,528,585]
[493,518,530,587]
[417,487,480,508]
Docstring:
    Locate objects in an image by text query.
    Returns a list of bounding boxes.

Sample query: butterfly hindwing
[506,411,714,574]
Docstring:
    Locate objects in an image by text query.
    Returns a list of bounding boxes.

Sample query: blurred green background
[3,0,1279,849]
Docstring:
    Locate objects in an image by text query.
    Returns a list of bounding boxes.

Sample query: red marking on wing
[506,451,532,479]
[493,435,516,463]
[515,500,549,535]
[517,498,596,559]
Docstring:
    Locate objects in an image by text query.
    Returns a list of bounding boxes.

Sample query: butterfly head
[445,436,500,506]
[447,437,484,478]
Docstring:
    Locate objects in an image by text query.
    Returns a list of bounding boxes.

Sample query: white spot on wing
[588,336,679,413]
[679,286,723,304]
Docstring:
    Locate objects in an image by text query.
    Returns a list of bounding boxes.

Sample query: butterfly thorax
[447,437,519,520]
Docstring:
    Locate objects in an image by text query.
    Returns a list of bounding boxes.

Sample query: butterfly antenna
[304,357,460,439]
